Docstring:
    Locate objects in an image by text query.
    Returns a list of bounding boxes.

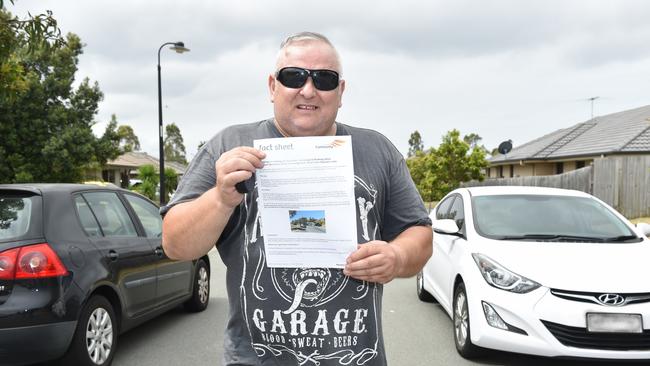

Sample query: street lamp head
[170,42,190,54]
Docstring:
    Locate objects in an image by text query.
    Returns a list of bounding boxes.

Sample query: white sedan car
[417,186,650,360]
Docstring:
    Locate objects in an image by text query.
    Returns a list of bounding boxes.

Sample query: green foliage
[117,123,140,152]
[134,165,158,201]
[132,165,178,202]
[164,167,178,202]
[407,130,424,157]
[463,133,481,150]
[406,129,489,201]
[0,7,120,183]
[0,1,65,54]
[95,114,122,167]
[0,10,27,102]
[164,122,187,165]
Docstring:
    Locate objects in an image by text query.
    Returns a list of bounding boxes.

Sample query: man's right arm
[162,146,265,260]
[162,188,235,260]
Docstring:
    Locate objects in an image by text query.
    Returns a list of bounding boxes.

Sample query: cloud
[11,0,650,160]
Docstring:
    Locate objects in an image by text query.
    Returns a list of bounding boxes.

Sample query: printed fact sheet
[254,136,357,268]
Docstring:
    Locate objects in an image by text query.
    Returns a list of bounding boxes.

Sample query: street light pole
[157,41,190,205]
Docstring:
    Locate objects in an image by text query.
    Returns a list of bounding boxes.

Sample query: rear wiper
[496,234,606,242]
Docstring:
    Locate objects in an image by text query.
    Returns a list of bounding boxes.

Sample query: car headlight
[471,253,540,293]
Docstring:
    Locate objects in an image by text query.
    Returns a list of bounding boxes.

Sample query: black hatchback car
[0,184,210,366]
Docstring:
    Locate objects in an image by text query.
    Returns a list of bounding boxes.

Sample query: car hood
[476,239,650,293]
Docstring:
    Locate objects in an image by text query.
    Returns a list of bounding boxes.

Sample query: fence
[463,155,650,218]
[593,155,650,219]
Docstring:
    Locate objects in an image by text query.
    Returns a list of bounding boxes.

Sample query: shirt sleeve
[159,145,217,216]
[381,155,432,241]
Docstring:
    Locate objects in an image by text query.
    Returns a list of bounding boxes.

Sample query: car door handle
[154,247,164,257]
[108,250,119,261]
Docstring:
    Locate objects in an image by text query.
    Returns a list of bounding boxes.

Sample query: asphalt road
[95,250,639,366]
[305,226,325,233]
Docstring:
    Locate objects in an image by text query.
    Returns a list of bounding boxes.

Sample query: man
[162,32,432,366]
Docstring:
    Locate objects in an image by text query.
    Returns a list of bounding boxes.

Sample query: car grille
[550,289,650,306]
[541,320,650,351]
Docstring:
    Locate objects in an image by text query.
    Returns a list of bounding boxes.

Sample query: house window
[498,166,504,178]
[101,169,115,183]
[576,161,585,169]
[555,162,564,174]
[509,165,514,178]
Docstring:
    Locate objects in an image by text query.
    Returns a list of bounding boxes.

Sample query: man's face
[268,41,346,137]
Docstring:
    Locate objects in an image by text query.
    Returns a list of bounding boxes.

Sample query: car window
[0,196,32,240]
[125,194,162,238]
[448,195,465,232]
[472,194,637,240]
[74,196,102,237]
[435,196,455,220]
[83,192,137,237]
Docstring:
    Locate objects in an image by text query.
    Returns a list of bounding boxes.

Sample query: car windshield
[472,194,639,242]
[0,196,33,241]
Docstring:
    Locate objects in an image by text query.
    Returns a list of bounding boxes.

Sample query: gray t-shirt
[162,119,431,366]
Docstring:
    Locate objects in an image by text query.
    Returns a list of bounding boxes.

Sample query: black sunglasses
[276,67,340,91]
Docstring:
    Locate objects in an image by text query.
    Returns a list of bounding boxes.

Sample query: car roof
[0,183,125,195]
[460,185,592,198]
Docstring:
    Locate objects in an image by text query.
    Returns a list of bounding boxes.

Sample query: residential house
[91,151,187,188]
[487,104,650,178]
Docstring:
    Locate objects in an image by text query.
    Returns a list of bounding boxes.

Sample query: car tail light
[0,247,19,280]
[0,243,68,280]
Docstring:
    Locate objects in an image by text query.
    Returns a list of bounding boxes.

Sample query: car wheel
[62,295,117,366]
[184,259,210,312]
[453,282,483,359]
[416,270,437,303]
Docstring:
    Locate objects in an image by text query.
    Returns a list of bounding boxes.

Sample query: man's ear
[268,74,276,102]
[338,79,346,108]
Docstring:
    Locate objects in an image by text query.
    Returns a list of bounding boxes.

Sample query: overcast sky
[12,0,650,160]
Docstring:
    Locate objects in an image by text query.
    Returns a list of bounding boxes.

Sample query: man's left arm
[344,225,433,284]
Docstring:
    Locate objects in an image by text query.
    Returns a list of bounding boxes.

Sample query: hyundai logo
[597,293,626,306]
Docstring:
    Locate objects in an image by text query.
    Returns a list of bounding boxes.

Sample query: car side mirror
[433,219,461,236]
[636,223,650,237]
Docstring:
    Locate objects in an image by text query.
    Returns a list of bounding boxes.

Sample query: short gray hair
[276,31,342,74]
[279,31,334,49]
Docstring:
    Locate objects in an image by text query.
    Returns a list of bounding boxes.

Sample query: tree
[164,123,187,165]
[134,165,158,201]
[0,25,120,183]
[407,130,424,158]
[406,148,438,202]
[0,5,121,183]
[164,167,178,202]
[463,133,482,150]
[407,130,489,201]
[0,1,65,51]
[1,2,65,103]
[116,122,140,152]
[434,130,488,197]
[94,115,122,167]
